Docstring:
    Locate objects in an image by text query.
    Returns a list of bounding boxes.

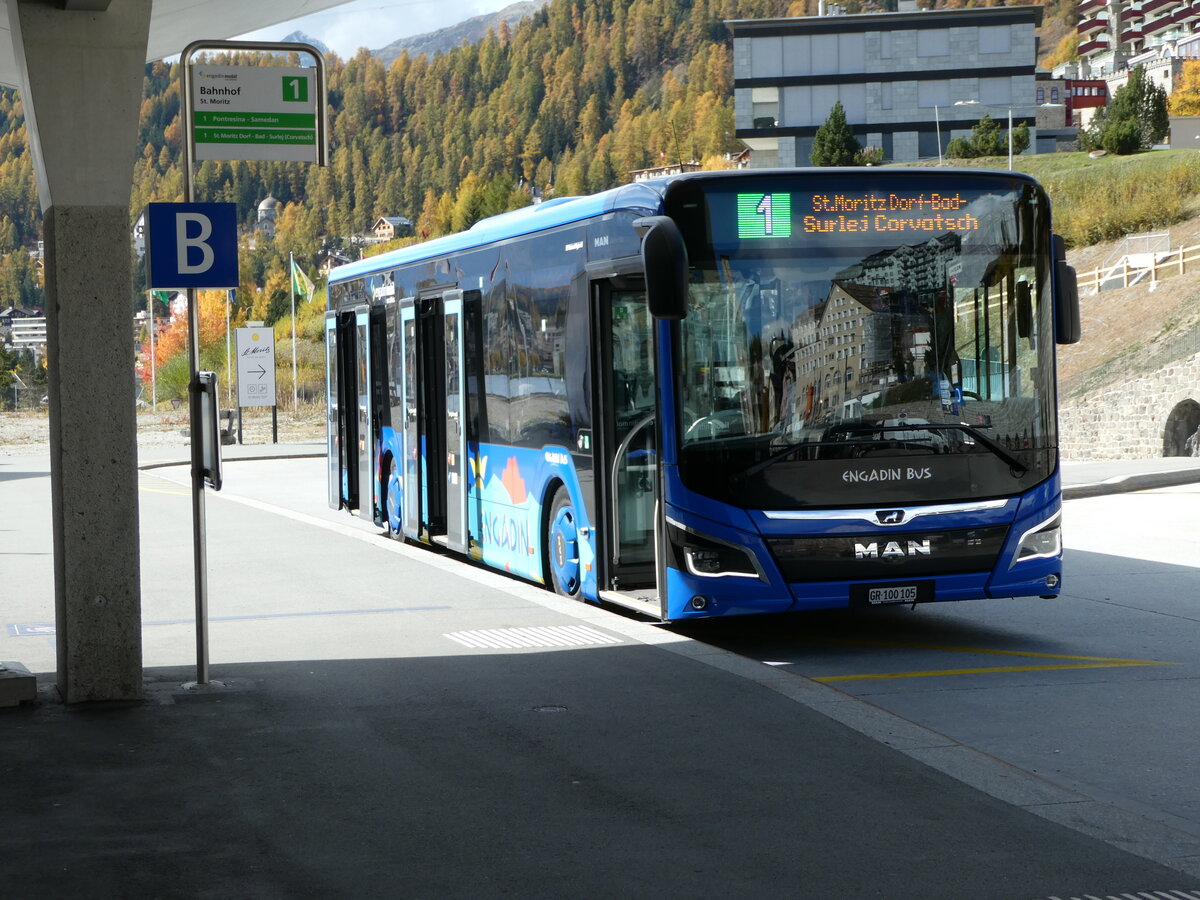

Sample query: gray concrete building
[730,5,1043,166]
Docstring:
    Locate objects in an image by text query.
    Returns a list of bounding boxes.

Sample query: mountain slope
[373,1,548,64]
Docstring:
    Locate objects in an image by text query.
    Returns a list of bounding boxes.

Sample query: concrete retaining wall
[1059,351,1200,460]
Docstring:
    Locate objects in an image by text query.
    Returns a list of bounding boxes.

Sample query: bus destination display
[735,191,981,239]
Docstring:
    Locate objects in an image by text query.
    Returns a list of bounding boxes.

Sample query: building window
[918,80,950,108]
[980,76,1012,106]
[782,86,811,127]
[752,87,779,129]
[1037,87,1045,104]
[881,82,893,110]
[917,30,950,57]
[751,37,783,78]
[880,31,892,59]
[979,25,1012,55]
[1051,86,1059,103]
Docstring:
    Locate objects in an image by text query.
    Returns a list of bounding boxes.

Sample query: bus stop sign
[145,202,239,289]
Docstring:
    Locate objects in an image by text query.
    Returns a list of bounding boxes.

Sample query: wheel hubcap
[550,505,579,594]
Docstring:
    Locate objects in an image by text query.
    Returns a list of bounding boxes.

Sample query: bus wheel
[385,457,403,539]
[547,487,581,598]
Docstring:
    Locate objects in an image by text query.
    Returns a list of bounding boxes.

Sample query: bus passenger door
[442,291,468,552]
[325,311,342,509]
[398,290,469,549]
[328,309,359,511]
[596,283,660,602]
[354,304,375,522]
[399,300,421,538]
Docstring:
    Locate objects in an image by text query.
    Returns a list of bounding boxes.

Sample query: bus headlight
[666,520,763,580]
[1014,514,1061,564]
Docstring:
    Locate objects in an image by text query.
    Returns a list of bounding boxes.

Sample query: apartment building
[730,4,1043,165]
[1076,0,1200,77]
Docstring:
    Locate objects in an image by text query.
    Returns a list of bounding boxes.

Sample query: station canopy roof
[0,0,353,89]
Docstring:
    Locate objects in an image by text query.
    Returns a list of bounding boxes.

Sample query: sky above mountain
[238,0,516,59]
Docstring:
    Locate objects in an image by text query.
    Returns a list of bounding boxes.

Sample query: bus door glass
[442,291,468,552]
[334,309,360,511]
[354,305,374,522]
[367,304,391,525]
[399,300,421,538]
[602,286,658,580]
[325,311,340,509]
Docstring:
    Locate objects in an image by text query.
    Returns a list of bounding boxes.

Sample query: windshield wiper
[731,439,839,484]
[903,423,1028,476]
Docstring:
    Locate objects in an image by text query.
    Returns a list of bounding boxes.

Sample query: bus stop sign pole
[175,40,327,685]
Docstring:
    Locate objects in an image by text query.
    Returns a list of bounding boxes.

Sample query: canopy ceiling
[0,0,353,88]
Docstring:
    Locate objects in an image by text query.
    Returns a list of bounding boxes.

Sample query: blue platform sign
[145,202,239,289]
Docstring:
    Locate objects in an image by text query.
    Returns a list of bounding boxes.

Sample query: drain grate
[1038,891,1200,900]
[444,625,622,650]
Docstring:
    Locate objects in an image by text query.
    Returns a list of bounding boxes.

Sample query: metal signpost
[173,40,327,685]
[144,201,238,687]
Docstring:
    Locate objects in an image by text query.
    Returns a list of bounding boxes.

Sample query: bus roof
[328,166,1043,284]
[329,178,672,283]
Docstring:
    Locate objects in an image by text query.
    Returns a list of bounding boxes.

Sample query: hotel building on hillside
[1070,0,1200,112]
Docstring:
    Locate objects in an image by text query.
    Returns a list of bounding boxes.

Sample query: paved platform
[3,444,1200,897]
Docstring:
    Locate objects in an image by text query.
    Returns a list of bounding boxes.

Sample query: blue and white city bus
[326,168,1080,620]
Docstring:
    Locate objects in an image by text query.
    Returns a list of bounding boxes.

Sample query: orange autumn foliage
[141,290,228,383]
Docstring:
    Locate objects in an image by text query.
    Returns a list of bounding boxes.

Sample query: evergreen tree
[810,101,861,166]
[1090,65,1169,152]
[970,114,1005,158]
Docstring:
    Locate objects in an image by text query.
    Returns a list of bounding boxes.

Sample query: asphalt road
[674,481,1200,841]
[4,450,1200,895]
[118,454,1200,847]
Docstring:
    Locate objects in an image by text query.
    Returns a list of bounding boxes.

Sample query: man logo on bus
[855,540,932,559]
[876,509,905,525]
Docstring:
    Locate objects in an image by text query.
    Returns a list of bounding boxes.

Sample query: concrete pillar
[9,0,152,702]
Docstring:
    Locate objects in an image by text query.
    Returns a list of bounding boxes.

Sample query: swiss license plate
[852,581,934,606]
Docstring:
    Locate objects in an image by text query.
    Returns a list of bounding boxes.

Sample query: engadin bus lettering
[841,466,933,483]
[326,168,1080,621]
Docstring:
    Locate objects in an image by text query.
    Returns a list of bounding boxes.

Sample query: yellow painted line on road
[815,660,1175,682]
[139,483,190,496]
[810,639,1177,682]
[820,638,1168,663]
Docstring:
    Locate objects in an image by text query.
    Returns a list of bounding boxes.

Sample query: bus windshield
[666,172,1058,509]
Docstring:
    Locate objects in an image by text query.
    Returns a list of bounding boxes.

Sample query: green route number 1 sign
[192,64,319,163]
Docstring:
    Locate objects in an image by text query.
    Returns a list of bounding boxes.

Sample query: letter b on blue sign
[145,202,239,289]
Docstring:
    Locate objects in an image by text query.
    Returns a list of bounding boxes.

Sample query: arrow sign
[235,327,276,408]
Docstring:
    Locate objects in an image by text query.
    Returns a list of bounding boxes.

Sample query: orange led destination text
[803,192,980,234]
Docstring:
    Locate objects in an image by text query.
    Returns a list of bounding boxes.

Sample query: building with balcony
[730,4,1043,166]
[1074,0,1200,82]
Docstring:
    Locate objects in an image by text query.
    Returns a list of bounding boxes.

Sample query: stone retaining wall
[1059,351,1200,460]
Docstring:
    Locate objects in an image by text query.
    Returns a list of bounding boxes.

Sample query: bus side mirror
[635,215,688,320]
[1051,234,1080,345]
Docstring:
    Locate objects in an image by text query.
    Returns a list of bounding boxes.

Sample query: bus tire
[385,455,403,539]
[546,486,581,598]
